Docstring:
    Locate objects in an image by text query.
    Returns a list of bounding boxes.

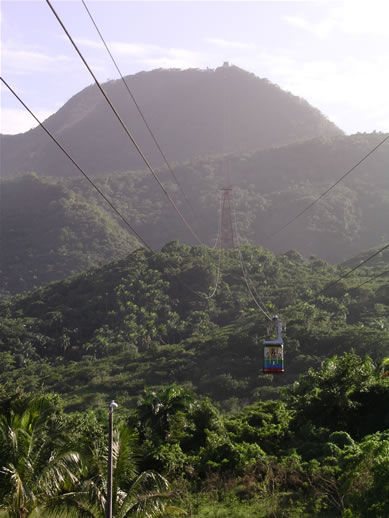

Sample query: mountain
[0,174,138,295]
[342,245,389,269]
[1,66,387,295]
[1,132,389,295]
[1,65,342,178]
[1,242,388,411]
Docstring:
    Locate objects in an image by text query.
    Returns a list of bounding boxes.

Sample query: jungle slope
[1,132,389,295]
[1,242,388,411]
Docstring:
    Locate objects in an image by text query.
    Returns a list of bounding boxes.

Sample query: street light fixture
[106,400,118,518]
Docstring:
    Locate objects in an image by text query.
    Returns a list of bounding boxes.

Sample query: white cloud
[70,36,105,50]
[277,55,389,105]
[135,50,204,71]
[2,44,73,75]
[284,15,334,38]
[109,42,203,70]
[62,34,162,57]
[206,37,256,50]
[0,108,54,135]
[285,1,389,37]
[110,41,159,57]
[258,52,389,133]
[332,1,389,36]
[284,16,308,29]
[219,42,389,133]
[69,37,203,71]
[71,35,198,61]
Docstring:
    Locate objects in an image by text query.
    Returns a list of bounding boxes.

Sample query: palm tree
[137,384,194,443]
[52,425,174,518]
[0,398,81,518]
[0,398,179,518]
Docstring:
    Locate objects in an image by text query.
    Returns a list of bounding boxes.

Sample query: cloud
[258,52,389,133]
[276,55,389,104]
[2,43,74,75]
[71,35,197,61]
[133,47,204,71]
[103,41,203,70]
[110,41,159,57]
[68,37,204,71]
[101,37,256,72]
[285,1,389,37]
[0,108,54,135]
[284,16,308,29]
[284,15,333,38]
[332,1,389,36]
[68,36,104,50]
[206,37,257,50]
[219,41,389,134]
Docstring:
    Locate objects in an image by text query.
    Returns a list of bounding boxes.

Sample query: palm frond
[119,471,170,518]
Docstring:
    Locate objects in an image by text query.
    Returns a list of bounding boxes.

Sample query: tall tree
[137,384,194,444]
[0,397,81,517]
[54,425,172,518]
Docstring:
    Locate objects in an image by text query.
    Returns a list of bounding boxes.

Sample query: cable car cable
[352,267,389,290]
[265,133,389,242]
[231,192,273,320]
[203,193,224,299]
[46,0,203,246]
[318,241,389,296]
[3,77,224,301]
[183,192,223,301]
[239,250,273,320]
[1,76,153,251]
[157,194,223,301]
[2,82,221,300]
[219,66,272,320]
[203,239,223,300]
[234,218,273,319]
[80,0,198,221]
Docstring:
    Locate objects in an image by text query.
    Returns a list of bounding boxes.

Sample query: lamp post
[106,400,118,518]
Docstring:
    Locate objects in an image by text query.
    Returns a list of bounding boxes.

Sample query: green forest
[2,65,389,517]
[2,131,389,296]
[1,242,389,516]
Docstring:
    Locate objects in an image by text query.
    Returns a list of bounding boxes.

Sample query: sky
[1,0,389,136]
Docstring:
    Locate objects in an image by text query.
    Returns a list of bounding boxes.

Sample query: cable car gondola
[263,315,284,374]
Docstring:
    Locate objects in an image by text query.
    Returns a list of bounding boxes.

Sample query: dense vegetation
[2,131,389,295]
[3,363,389,517]
[0,174,138,296]
[1,242,388,408]
[1,65,341,178]
[1,243,389,515]
[1,65,389,516]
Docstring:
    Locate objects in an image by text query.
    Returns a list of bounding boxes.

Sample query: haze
[1,0,389,136]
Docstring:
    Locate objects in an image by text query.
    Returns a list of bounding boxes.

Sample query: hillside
[1,243,389,516]
[1,242,388,411]
[3,60,389,518]
[342,245,389,269]
[2,131,388,295]
[1,65,342,178]
[0,174,138,295]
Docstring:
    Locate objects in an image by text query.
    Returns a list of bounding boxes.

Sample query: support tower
[220,187,236,249]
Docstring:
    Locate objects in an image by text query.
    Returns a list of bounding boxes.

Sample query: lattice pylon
[220,187,236,249]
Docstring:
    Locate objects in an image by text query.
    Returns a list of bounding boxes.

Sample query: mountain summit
[2,65,342,177]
